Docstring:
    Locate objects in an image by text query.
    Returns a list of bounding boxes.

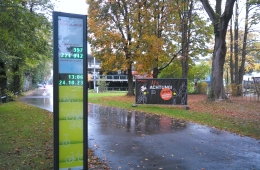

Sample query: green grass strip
[0,101,53,169]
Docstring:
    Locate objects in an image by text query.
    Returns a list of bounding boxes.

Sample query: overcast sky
[52,0,90,53]
[53,0,88,15]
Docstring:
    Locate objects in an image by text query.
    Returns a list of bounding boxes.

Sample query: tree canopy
[0,0,53,94]
[87,0,213,95]
[87,0,260,98]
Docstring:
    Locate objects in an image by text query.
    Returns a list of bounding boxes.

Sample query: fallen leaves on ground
[88,149,109,170]
[187,95,260,122]
[115,94,260,122]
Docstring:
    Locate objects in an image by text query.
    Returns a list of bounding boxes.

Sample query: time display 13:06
[59,74,84,86]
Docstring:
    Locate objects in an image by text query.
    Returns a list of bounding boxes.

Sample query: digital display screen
[59,74,84,86]
[60,47,84,59]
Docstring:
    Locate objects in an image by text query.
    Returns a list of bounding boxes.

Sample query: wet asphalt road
[22,87,260,170]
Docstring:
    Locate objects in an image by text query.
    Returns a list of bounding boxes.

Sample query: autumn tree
[87,0,182,95]
[131,0,212,79]
[225,0,260,93]
[247,0,260,70]
[87,0,213,96]
[88,0,135,96]
[200,0,236,100]
[133,0,181,78]
[225,29,260,84]
[239,0,260,85]
[178,0,192,79]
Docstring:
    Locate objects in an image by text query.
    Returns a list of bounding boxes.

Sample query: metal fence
[227,93,260,102]
[106,87,129,91]
[90,75,128,81]
[225,83,260,102]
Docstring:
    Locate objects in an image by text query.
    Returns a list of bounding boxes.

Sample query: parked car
[37,83,43,88]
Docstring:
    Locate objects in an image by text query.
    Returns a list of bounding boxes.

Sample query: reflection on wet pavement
[22,98,53,112]
[88,104,260,170]
[88,105,187,135]
[22,87,53,112]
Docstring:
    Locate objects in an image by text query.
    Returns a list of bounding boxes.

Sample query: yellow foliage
[227,84,243,96]
[87,0,180,75]
[197,82,208,94]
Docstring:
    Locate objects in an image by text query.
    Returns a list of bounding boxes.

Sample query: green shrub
[97,76,110,93]
[187,82,196,93]
[3,89,18,101]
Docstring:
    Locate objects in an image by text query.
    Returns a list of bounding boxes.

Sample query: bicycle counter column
[53,12,87,170]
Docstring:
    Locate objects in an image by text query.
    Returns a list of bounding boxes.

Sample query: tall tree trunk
[239,0,249,85]
[0,61,7,94]
[153,67,159,78]
[226,68,229,84]
[211,34,227,99]
[230,18,234,84]
[11,64,21,93]
[181,1,189,79]
[127,65,134,96]
[234,1,239,87]
[181,26,189,78]
[200,0,236,100]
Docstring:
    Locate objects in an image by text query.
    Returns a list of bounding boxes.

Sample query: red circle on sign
[160,88,172,100]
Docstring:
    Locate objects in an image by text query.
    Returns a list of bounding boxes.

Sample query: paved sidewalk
[22,89,260,170]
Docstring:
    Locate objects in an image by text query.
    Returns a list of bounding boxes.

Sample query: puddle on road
[22,97,53,112]
[88,104,188,135]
